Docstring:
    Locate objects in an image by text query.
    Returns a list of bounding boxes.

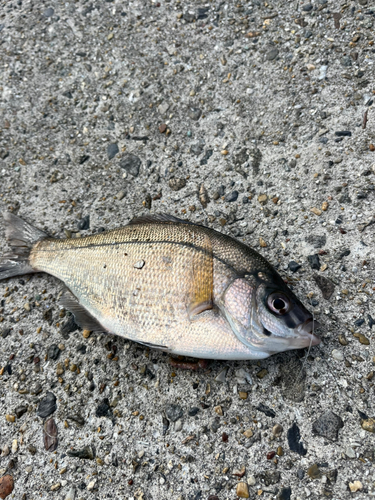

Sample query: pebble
[165,404,183,422]
[107,143,119,160]
[119,154,141,177]
[307,254,320,270]
[215,367,228,383]
[277,487,291,500]
[133,260,145,269]
[288,261,301,273]
[37,392,57,418]
[11,440,17,453]
[1,445,9,457]
[361,418,375,433]
[259,237,267,248]
[272,424,283,437]
[50,483,61,491]
[331,349,344,361]
[77,215,90,231]
[345,446,356,459]
[0,475,14,499]
[65,488,76,500]
[243,429,253,438]
[266,49,279,61]
[43,7,54,17]
[313,275,335,300]
[236,482,250,498]
[310,207,322,216]
[312,411,344,441]
[43,418,58,452]
[287,423,307,456]
[225,191,238,202]
[349,481,363,492]
[307,464,321,479]
[258,194,268,205]
[188,107,202,121]
[116,191,125,200]
[48,344,61,361]
[169,178,186,191]
[67,445,95,460]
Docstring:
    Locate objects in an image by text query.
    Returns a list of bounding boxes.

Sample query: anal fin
[60,289,107,333]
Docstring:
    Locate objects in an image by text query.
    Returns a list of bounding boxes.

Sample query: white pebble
[331,349,344,361]
[11,439,18,453]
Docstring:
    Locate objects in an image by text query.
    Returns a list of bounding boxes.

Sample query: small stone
[5,415,15,423]
[307,464,321,479]
[119,154,141,177]
[302,3,313,11]
[276,446,284,456]
[236,482,250,498]
[225,191,239,202]
[277,486,291,500]
[188,108,202,121]
[214,406,223,416]
[312,411,344,441]
[243,428,253,438]
[331,349,344,361]
[77,215,90,231]
[37,392,57,418]
[256,368,268,379]
[239,391,248,400]
[165,404,183,422]
[43,7,54,17]
[67,445,95,460]
[338,334,348,346]
[198,184,209,208]
[258,194,268,205]
[272,424,283,437]
[307,254,320,270]
[341,56,352,67]
[266,49,279,61]
[107,143,119,160]
[335,131,351,137]
[287,422,307,456]
[321,201,329,211]
[259,237,267,248]
[215,367,228,383]
[116,191,125,200]
[0,475,14,499]
[169,178,186,191]
[310,207,322,216]
[349,481,363,493]
[48,344,61,361]
[288,261,301,273]
[345,446,356,459]
[50,483,61,491]
[11,440,17,453]
[44,418,58,452]
[361,418,375,433]
[158,123,167,133]
[314,274,335,300]
[133,260,145,270]
[65,487,76,500]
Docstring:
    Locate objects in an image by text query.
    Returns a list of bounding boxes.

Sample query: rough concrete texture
[0,0,375,499]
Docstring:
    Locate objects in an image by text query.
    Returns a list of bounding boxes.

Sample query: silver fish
[0,212,320,360]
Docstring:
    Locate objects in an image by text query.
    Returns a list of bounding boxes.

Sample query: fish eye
[267,292,291,315]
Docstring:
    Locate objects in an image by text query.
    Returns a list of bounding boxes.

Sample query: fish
[0,212,320,360]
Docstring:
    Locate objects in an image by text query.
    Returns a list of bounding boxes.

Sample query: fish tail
[0,212,48,280]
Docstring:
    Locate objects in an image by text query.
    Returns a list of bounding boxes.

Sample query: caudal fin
[0,212,48,280]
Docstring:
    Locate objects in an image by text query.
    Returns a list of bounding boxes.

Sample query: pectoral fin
[60,289,107,333]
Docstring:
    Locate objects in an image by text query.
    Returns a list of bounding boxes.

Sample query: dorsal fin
[128,214,193,226]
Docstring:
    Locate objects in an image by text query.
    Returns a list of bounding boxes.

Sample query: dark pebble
[67,414,85,426]
[266,48,279,61]
[95,398,111,418]
[288,261,301,272]
[368,314,375,329]
[335,131,352,137]
[78,154,90,165]
[43,418,58,452]
[222,432,228,442]
[48,344,61,361]
[77,215,90,231]
[302,3,313,11]
[267,451,276,459]
[259,470,281,486]
[188,107,202,121]
[287,422,307,456]
[169,178,186,191]
[242,196,249,204]
[162,416,169,436]
[28,444,37,455]
[341,56,352,67]
[43,7,54,17]
[277,486,292,500]
[307,254,320,270]
[354,318,365,327]
[37,392,57,418]
[165,404,183,422]
[188,407,200,417]
[14,405,27,419]
[297,469,305,480]
[60,316,80,336]
[312,411,344,441]
[257,403,276,418]
[76,344,87,355]
[119,153,141,177]
[225,191,238,202]
[107,143,119,160]
[337,248,350,260]
[210,417,221,433]
[1,328,11,339]
[313,274,335,300]
[67,445,95,460]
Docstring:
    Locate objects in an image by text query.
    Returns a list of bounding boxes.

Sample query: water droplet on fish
[134,260,145,269]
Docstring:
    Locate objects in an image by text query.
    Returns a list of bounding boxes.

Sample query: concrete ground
[0,0,374,499]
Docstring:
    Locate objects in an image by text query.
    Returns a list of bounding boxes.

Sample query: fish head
[220,271,320,358]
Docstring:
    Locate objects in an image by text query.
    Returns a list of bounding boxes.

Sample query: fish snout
[297,318,321,346]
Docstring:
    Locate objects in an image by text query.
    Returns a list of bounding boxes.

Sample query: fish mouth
[296,318,321,347]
